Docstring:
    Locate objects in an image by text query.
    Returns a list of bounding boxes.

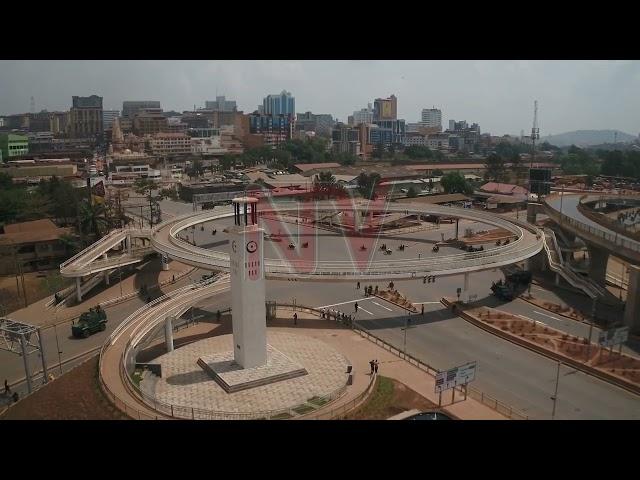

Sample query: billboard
[529,168,552,195]
[381,101,393,119]
[598,326,629,347]
[435,361,477,393]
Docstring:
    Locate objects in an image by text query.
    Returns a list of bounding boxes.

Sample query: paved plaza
[140,331,349,417]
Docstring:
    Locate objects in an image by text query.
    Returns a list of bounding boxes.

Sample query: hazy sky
[1,60,639,136]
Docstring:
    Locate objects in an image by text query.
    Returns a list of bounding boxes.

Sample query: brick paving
[140,331,349,416]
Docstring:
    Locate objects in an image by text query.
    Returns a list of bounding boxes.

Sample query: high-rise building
[262,91,295,116]
[132,108,168,136]
[351,104,374,125]
[373,95,397,121]
[248,113,294,147]
[205,96,237,112]
[296,112,335,137]
[69,95,103,140]
[102,110,120,130]
[331,123,361,156]
[421,108,442,130]
[122,101,161,119]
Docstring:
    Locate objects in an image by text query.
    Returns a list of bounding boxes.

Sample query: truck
[72,307,107,338]
[491,281,514,301]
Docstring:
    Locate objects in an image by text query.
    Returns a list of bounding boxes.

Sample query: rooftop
[0,219,71,246]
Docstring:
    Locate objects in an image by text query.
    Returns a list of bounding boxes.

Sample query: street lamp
[551,361,561,420]
[53,323,63,376]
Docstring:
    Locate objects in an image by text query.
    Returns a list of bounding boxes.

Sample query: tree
[510,154,528,186]
[357,172,382,199]
[404,145,433,160]
[314,171,337,199]
[372,143,385,159]
[0,172,13,190]
[440,172,473,194]
[484,153,508,182]
[432,169,444,177]
[79,200,107,239]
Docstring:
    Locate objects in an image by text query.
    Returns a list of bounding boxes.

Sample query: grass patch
[307,396,328,407]
[131,370,144,388]
[345,375,439,420]
[271,412,293,420]
[292,404,316,415]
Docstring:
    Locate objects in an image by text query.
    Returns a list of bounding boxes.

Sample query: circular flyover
[150,201,544,280]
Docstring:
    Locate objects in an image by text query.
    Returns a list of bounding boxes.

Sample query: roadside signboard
[598,326,629,348]
[435,361,477,393]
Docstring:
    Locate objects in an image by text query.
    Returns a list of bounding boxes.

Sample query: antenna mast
[530,100,539,169]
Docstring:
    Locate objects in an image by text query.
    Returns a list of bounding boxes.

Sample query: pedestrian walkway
[6,259,194,327]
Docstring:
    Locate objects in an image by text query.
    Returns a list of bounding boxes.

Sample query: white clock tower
[229,197,267,368]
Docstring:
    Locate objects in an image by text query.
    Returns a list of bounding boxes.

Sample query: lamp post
[53,323,63,376]
[551,361,561,420]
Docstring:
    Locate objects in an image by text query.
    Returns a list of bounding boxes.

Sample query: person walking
[421,304,425,316]
[4,379,10,395]
[293,312,298,325]
[374,360,379,375]
[354,302,359,313]
[369,360,375,375]
[357,281,360,290]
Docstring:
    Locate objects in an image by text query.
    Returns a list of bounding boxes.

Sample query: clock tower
[229,196,267,368]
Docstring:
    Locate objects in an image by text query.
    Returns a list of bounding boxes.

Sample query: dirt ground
[0,355,128,420]
[345,375,440,420]
[0,270,72,315]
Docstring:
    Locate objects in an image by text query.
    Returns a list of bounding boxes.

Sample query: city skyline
[0,60,639,137]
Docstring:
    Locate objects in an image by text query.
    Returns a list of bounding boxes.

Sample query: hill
[542,130,637,147]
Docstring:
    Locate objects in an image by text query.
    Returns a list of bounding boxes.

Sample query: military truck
[72,307,107,338]
[491,282,515,301]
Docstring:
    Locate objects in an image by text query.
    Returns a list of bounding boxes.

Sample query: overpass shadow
[354,306,457,331]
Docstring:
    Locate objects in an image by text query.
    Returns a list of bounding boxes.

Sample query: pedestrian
[357,281,360,289]
[374,360,379,375]
[369,360,375,375]
[4,379,10,395]
[147,296,151,303]
[421,304,424,316]
[216,310,221,322]
[172,274,175,282]
[293,312,298,325]
[355,302,359,313]
[374,285,378,295]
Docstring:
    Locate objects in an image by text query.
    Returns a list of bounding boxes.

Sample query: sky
[1,60,639,137]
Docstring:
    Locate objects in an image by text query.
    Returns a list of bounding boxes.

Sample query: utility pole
[551,361,561,420]
[530,100,539,170]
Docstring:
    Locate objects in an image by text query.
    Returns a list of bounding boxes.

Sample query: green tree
[0,172,13,190]
[356,172,382,199]
[404,146,433,160]
[79,200,108,239]
[484,153,508,182]
[440,172,473,194]
[314,171,337,199]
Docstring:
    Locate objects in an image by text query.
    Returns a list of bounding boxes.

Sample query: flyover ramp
[150,202,544,281]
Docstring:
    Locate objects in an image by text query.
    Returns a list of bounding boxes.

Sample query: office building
[373,119,406,146]
[249,113,294,147]
[0,133,29,161]
[69,95,103,140]
[122,101,161,119]
[102,110,120,130]
[262,91,295,116]
[421,108,442,130]
[296,112,335,137]
[331,123,360,156]
[132,108,168,136]
[149,132,191,157]
[351,104,375,126]
[373,95,397,121]
[205,96,237,112]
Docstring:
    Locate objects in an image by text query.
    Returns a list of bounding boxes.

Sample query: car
[405,411,454,420]
[72,307,107,338]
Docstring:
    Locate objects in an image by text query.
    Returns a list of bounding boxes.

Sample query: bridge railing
[59,228,125,269]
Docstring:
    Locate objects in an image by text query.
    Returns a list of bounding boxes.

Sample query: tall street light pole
[551,361,561,420]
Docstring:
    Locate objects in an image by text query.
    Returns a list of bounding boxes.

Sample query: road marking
[315,298,370,309]
[358,306,374,315]
[515,313,546,325]
[532,310,565,322]
[372,301,393,311]
[412,301,442,305]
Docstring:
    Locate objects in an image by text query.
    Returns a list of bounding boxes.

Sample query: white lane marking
[515,314,546,325]
[358,306,374,315]
[412,301,442,305]
[372,301,393,311]
[532,310,565,322]
[316,298,370,309]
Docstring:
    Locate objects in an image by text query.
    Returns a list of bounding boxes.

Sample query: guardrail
[544,196,640,254]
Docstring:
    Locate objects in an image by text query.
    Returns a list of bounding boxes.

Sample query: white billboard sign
[435,361,477,393]
[598,327,629,348]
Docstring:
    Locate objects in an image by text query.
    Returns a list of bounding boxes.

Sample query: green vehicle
[491,281,514,301]
[72,307,107,338]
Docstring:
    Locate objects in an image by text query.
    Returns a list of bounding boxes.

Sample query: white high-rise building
[421,108,442,130]
[351,104,374,125]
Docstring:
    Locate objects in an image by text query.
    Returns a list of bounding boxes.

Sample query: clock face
[246,240,258,253]
[231,240,237,253]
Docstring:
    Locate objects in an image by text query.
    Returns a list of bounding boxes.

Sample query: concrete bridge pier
[126,234,132,254]
[624,265,640,335]
[76,277,82,303]
[103,254,110,285]
[587,244,610,286]
[165,316,174,352]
